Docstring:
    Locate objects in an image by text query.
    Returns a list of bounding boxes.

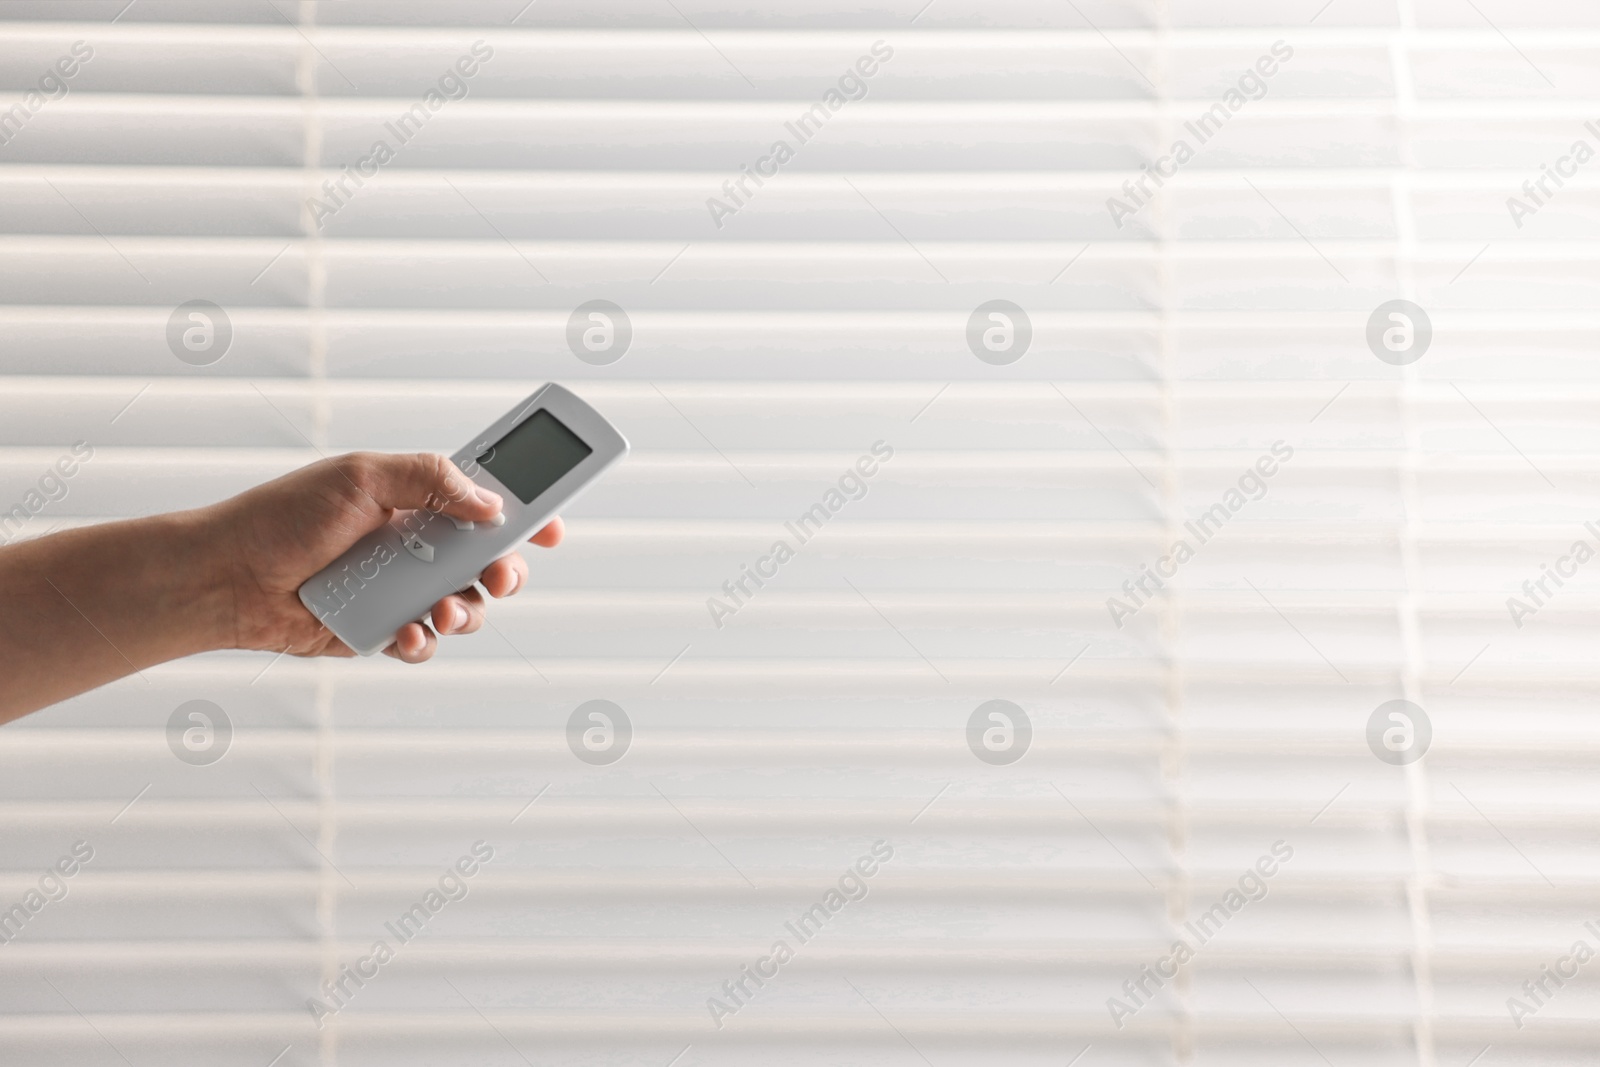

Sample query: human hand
[209,452,562,663]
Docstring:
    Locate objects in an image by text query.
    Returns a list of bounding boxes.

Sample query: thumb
[342,452,503,523]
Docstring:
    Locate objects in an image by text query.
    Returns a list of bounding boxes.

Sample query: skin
[0,452,561,725]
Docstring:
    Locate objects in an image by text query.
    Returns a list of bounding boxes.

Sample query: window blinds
[3,1,1598,1065]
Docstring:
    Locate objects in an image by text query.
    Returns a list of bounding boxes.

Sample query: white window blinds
[3,1,1598,1065]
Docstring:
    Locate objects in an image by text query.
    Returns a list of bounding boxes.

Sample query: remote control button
[401,533,435,563]
[449,516,475,531]
[490,512,506,527]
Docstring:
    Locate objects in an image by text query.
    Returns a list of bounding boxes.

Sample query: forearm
[0,510,234,724]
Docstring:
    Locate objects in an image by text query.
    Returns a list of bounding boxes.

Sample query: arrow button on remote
[402,532,435,563]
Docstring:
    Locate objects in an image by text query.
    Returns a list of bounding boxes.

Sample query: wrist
[136,507,239,657]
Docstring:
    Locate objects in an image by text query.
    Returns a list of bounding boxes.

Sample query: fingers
[430,587,486,636]
[380,580,500,663]
[373,510,561,667]
[529,516,563,547]
[480,554,528,599]
[341,452,503,524]
[383,621,437,664]
[479,522,555,598]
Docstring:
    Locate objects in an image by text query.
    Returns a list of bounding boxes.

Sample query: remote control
[297,383,628,656]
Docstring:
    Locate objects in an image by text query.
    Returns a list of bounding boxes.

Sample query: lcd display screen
[477,409,593,504]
